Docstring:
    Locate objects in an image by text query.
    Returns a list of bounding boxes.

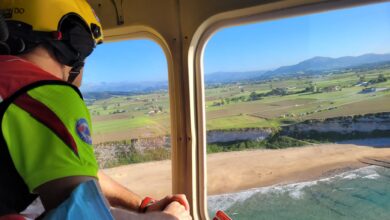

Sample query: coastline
[103,142,390,199]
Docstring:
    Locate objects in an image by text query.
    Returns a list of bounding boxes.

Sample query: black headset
[0,13,95,83]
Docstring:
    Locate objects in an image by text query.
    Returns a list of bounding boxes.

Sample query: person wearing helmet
[0,1,191,219]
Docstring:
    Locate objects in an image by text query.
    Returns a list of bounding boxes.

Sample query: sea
[208,165,390,220]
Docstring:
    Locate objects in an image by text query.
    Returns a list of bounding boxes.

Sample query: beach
[103,142,390,199]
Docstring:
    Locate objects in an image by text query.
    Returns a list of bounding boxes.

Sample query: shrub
[265,135,309,149]
[206,140,266,154]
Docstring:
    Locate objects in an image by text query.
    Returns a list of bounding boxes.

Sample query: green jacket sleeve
[2,84,98,192]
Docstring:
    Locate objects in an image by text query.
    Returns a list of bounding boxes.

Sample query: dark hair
[0,12,10,54]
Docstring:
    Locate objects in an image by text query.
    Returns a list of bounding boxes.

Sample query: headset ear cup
[7,36,26,54]
[45,40,80,66]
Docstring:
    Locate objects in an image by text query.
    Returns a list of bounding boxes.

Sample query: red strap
[213,210,232,220]
[14,93,79,156]
[0,214,25,220]
[0,55,60,100]
[139,197,156,213]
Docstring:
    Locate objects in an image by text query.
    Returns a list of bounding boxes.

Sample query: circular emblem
[76,118,92,145]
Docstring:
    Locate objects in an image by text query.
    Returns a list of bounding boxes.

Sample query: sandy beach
[103,143,390,199]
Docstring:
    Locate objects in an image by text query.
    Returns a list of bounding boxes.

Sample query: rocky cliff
[206,128,273,143]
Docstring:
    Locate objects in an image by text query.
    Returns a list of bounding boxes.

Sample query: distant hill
[81,81,169,100]
[268,53,390,76]
[81,81,168,93]
[82,91,144,100]
[205,70,268,84]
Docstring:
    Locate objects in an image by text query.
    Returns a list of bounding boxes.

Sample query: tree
[305,85,317,93]
[359,75,366,83]
[377,74,387,83]
[249,92,257,101]
[270,88,288,96]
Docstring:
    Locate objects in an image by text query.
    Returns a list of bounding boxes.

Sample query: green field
[206,114,280,130]
[86,64,390,144]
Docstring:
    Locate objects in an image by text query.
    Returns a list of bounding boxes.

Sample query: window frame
[189,0,387,219]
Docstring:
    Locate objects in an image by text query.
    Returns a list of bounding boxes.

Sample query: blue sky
[83,2,390,85]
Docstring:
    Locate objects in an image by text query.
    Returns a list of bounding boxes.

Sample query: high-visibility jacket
[0,55,98,215]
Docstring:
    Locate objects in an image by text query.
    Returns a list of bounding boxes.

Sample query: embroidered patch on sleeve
[76,118,92,145]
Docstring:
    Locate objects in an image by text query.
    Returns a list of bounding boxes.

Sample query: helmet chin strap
[67,60,84,83]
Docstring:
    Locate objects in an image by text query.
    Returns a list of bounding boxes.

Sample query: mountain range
[81,81,168,93]
[205,53,390,83]
[268,53,390,76]
[82,53,390,93]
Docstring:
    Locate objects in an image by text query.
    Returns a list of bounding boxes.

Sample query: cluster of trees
[213,86,315,106]
[212,96,247,106]
[368,74,387,84]
[248,87,299,101]
[359,74,387,84]
[111,109,126,114]
[206,135,309,154]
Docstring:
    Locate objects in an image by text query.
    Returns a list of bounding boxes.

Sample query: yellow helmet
[0,0,104,82]
[0,0,103,44]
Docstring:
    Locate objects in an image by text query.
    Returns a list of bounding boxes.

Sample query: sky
[83,2,390,85]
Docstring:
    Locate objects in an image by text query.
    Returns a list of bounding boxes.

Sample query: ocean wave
[337,165,381,180]
[208,166,382,212]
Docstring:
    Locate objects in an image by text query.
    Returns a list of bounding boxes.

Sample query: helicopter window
[203,2,390,219]
[82,39,172,199]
